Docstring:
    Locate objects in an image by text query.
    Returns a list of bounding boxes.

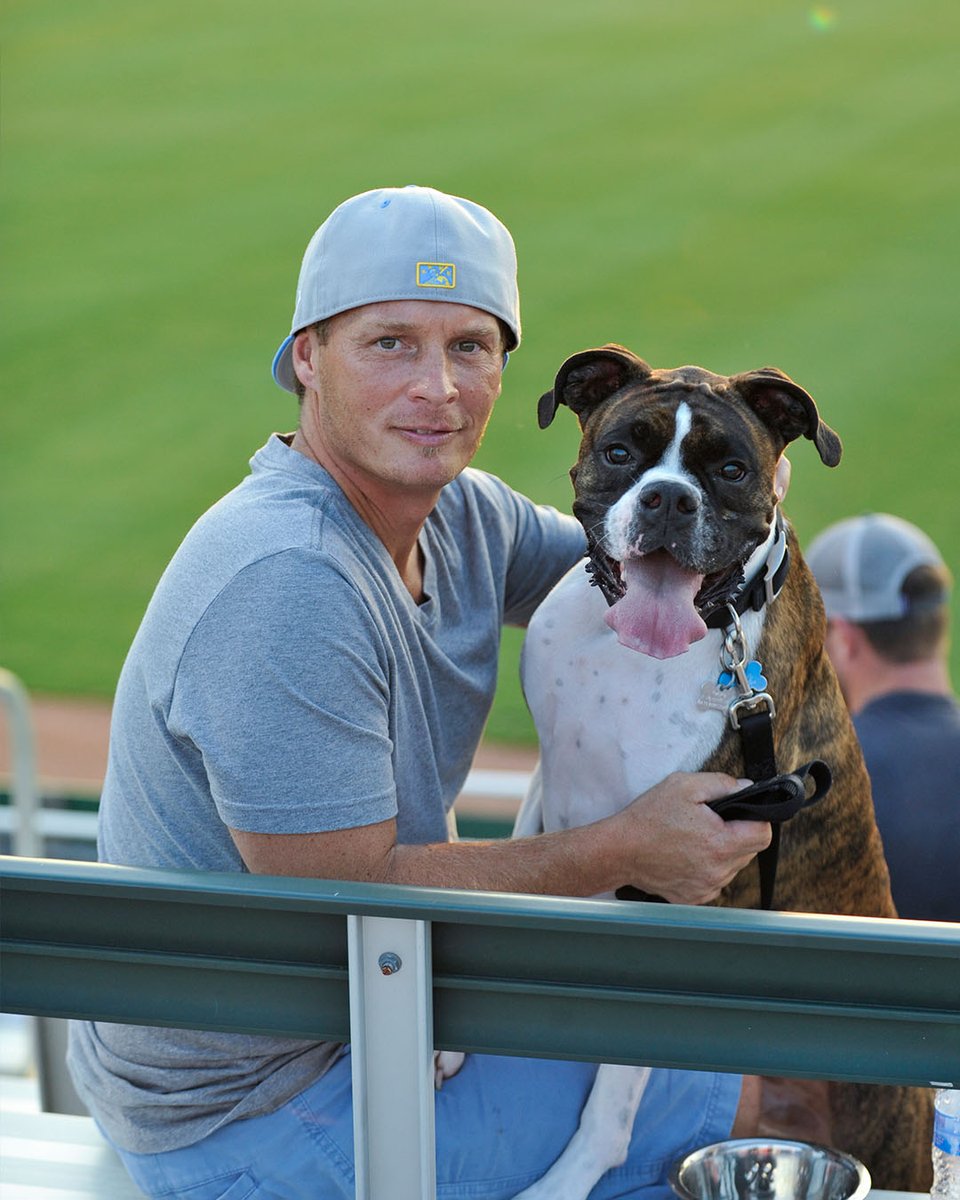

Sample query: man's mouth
[397,426,462,446]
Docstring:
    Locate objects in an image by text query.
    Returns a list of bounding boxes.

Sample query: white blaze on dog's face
[599,401,715,658]
[604,401,698,559]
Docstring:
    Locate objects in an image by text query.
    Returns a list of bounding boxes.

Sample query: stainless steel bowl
[669,1139,871,1200]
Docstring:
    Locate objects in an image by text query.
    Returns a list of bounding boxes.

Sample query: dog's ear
[538,345,652,430]
[732,367,843,467]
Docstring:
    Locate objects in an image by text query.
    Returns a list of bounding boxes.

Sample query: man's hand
[613,772,772,905]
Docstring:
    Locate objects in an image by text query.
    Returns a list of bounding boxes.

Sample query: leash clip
[719,606,777,731]
[720,608,750,687]
[729,691,777,730]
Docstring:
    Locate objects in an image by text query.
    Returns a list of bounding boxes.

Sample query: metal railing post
[347,913,436,1200]
[0,669,42,860]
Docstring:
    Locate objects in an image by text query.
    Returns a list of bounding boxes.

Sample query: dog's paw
[433,1050,465,1090]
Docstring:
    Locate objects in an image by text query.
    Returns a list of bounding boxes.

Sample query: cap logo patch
[416,262,456,289]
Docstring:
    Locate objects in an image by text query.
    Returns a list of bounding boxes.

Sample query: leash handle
[614,760,832,906]
[707,759,832,822]
[710,758,831,909]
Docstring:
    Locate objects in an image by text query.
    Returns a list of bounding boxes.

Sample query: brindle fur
[707,535,932,1189]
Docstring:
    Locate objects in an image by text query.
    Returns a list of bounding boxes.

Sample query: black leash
[615,760,831,906]
[707,758,831,907]
[706,759,832,821]
[737,705,780,909]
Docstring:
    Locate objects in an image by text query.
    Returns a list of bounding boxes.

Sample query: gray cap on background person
[806,513,950,622]
[272,185,521,394]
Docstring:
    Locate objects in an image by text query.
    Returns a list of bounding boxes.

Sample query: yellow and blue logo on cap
[416,262,456,289]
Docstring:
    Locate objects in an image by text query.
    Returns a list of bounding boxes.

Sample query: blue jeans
[110,1051,740,1199]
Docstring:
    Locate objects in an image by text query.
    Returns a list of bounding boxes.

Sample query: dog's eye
[719,461,747,482]
[604,445,631,465]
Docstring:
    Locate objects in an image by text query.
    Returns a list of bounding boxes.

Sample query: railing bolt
[378,951,402,976]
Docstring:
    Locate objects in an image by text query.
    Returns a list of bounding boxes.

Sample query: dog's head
[539,344,842,659]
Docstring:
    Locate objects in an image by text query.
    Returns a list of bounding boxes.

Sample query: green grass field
[3,0,958,743]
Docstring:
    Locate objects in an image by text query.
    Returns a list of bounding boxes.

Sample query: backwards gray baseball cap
[806,513,950,622]
[272,185,521,393]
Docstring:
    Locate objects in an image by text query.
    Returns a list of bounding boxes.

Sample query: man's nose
[410,348,458,403]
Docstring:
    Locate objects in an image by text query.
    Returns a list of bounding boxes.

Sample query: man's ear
[538,344,653,430]
[825,616,861,669]
[291,329,319,395]
[731,367,842,467]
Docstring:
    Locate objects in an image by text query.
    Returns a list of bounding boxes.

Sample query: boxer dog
[511,346,932,1198]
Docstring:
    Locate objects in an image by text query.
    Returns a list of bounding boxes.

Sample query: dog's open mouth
[603,550,707,659]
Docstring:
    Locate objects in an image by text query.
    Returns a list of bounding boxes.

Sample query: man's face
[297,300,504,499]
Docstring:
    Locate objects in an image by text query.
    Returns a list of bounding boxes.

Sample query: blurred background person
[806,513,959,922]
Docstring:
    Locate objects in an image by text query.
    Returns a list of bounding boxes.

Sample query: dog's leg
[512,759,545,837]
[511,1064,651,1200]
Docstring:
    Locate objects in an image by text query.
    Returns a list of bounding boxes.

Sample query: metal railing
[0,669,43,858]
[2,855,959,1199]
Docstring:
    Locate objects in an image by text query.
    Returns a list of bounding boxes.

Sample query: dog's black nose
[639,480,701,517]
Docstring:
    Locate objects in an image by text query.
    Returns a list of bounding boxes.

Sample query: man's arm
[229,771,771,904]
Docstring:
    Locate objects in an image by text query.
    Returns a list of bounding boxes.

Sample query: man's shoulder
[168,487,326,594]
[141,458,372,649]
[184,439,370,571]
[856,690,960,727]
[854,690,960,781]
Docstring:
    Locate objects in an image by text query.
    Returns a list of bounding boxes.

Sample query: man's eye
[719,461,747,481]
[377,337,400,350]
[456,340,480,353]
[604,445,631,465]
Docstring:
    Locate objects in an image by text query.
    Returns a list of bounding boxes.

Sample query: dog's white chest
[522,562,763,831]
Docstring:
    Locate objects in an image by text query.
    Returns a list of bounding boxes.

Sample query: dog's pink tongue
[605,555,707,659]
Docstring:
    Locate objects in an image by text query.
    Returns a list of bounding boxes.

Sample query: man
[68,185,769,1198]
[807,512,959,921]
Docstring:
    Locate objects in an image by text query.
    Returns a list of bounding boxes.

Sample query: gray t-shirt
[67,434,584,1153]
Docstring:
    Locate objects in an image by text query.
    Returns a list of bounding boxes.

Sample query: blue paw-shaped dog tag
[718,660,767,691]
